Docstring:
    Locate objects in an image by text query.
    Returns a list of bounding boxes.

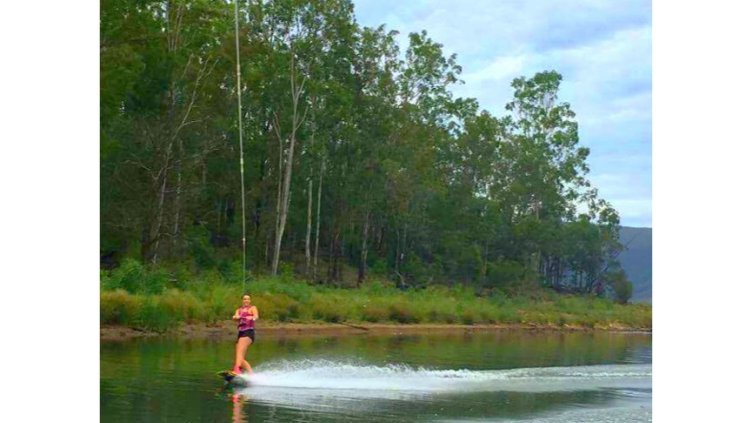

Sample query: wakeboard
[217,370,251,385]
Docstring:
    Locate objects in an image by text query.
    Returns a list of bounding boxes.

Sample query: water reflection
[231,393,247,423]
[101,331,651,422]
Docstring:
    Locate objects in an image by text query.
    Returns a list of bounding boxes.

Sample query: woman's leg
[241,333,255,373]
[238,338,253,372]
[234,337,251,372]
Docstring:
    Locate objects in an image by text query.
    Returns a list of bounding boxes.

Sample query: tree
[100,1,627,304]
[606,269,633,304]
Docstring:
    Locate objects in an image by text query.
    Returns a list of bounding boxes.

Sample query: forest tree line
[101,0,632,301]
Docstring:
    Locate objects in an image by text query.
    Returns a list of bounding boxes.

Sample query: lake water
[101,330,652,422]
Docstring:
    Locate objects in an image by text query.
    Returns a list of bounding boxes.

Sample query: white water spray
[232,360,652,397]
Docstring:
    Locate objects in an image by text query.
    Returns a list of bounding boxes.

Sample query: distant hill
[617,227,652,303]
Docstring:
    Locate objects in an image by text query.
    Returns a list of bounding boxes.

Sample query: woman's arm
[250,306,259,320]
[232,308,240,320]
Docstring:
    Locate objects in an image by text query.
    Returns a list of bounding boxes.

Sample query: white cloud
[351,0,652,227]
[608,199,653,227]
[461,55,527,87]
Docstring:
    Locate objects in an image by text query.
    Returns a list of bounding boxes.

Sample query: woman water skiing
[230,294,258,375]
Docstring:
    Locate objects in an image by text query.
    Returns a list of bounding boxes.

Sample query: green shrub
[100,289,141,325]
[136,298,176,332]
[590,297,613,311]
[558,314,573,327]
[104,258,144,293]
[144,268,170,294]
[251,277,313,302]
[283,301,302,321]
[426,307,457,323]
[362,302,389,322]
[279,262,295,282]
[203,285,237,322]
[218,260,245,284]
[478,309,496,324]
[311,296,347,323]
[388,302,421,323]
[158,289,204,323]
[528,311,557,325]
[453,300,495,325]
[370,259,388,275]
[167,263,193,291]
[361,279,396,297]
[100,264,652,331]
[100,270,112,290]
[104,258,168,294]
[497,307,522,323]
[460,309,479,325]
[487,260,527,288]
[252,293,301,322]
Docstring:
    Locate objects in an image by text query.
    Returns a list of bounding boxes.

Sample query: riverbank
[100,320,651,341]
[101,272,651,336]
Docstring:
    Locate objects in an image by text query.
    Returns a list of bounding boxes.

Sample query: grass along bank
[100,266,651,334]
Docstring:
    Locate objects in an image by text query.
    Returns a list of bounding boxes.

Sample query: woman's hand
[232,309,241,320]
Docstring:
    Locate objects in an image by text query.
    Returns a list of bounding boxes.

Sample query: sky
[351,0,652,228]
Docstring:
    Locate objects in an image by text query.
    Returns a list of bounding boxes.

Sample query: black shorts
[238,329,255,343]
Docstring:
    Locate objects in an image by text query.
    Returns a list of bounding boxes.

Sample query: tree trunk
[272,131,296,275]
[394,224,404,288]
[357,210,370,286]
[328,226,339,282]
[305,176,312,276]
[172,138,183,248]
[339,226,346,281]
[150,170,168,264]
[313,157,325,281]
[271,47,307,276]
[264,231,270,267]
[216,200,222,234]
[150,143,173,264]
[274,137,283,264]
[481,238,489,285]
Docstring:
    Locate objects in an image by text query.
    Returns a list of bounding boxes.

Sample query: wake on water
[231,359,651,397]
[227,360,652,419]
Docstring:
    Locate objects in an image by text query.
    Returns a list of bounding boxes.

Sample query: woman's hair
[242,293,251,299]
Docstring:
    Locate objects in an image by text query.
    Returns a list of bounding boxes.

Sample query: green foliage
[186,226,217,269]
[362,301,390,322]
[101,269,651,331]
[167,262,193,291]
[100,0,626,298]
[158,289,204,323]
[251,276,314,302]
[496,307,523,324]
[387,300,422,323]
[136,297,180,333]
[100,289,141,325]
[310,295,349,323]
[606,269,634,304]
[422,300,459,324]
[218,261,246,285]
[278,262,296,282]
[487,260,527,289]
[252,293,301,322]
[370,259,388,275]
[460,309,479,325]
[103,258,168,294]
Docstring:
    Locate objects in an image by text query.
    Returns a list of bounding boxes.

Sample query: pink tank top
[238,306,255,331]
